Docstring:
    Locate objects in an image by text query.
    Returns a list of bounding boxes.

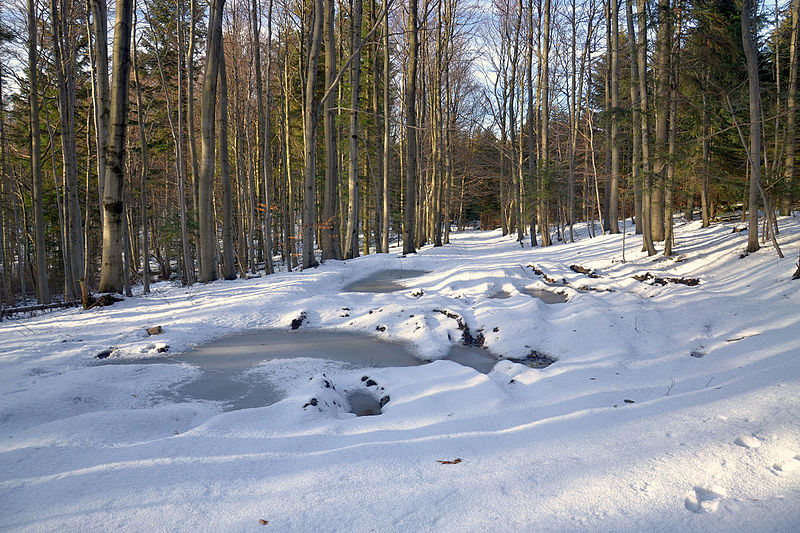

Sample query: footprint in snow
[685,485,726,514]
[771,453,800,475]
[734,435,761,449]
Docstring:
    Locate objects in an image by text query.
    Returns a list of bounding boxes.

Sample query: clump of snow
[2,217,800,531]
[734,434,762,449]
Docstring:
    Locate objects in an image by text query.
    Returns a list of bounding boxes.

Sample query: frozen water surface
[343,269,430,292]
[100,329,498,411]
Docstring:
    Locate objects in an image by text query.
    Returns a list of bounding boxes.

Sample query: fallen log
[0,300,82,321]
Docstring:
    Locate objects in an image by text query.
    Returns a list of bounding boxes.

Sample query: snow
[2,217,800,531]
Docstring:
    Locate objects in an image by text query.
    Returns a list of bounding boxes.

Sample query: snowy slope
[1,217,799,532]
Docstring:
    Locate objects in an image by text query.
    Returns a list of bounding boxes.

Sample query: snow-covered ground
[2,218,800,532]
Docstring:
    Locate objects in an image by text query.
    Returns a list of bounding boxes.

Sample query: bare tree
[785,0,799,214]
[132,6,149,294]
[741,0,760,253]
[608,0,620,233]
[344,0,364,259]
[404,0,419,255]
[251,0,274,273]
[49,0,83,298]
[219,39,236,280]
[198,0,225,282]
[539,0,553,244]
[29,0,49,303]
[301,0,324,268]
[87,0,109,223]
[381,0,391,252]
[322,0,342,260]
[636,0,656,253]
[652,0,671,241]
[99,0,134,293]
[264,0,276,273]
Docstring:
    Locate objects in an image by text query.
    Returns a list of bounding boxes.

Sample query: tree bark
[187,0,200,223]
[49,0,83,298]
[626,0,642,237]
[344,0,363,259]
[403,0,418,255]
[132,8,150,294]
[664,2,682,256]
[29,0,50,303]
[322,0,343,260]
[98,0,133,293]
[382,1,391,252]
[219,44,236,280]
[263,0,276,273]
[742,0,761,253]
[636,0,656,254]
[540,0,552,245]
[88,0,110,226]
[608,0,620,233]
[302,0,324,269]
[527,0,537,245]
[197,0,225,282]
[652,0,671,241]
[785,0,799,212]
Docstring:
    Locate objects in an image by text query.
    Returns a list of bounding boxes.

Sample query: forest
[0,0,797,305]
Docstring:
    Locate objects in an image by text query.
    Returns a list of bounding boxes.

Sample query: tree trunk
[626,0,642,237]
[302,0,324,269]
[652,0,670,241]
[637,0,656,254]
[28,0,50,303]
[281,45,294,271]
[344,0,363,259]
[250,0,273,273]
[98,0,133,293]
[372,0,385,251]
[49,0,83,298]
[263,0,275,273]
[664,2,682,256]
[88,0,110,227]
[785,0,799,212]
[403,0,418,255]
[382,1,391,252]
[0,99,9,304]
[742,0,761,253]
[133,8,150,294]
[197,0,225,282]
[701,78,711,227]
[540,0,552,245]
[219,45,235,280]
[510,0,523,243]
[527,0,537,246]
[322,0,342,260]
[187,0,200,225]
[608,0,620,233]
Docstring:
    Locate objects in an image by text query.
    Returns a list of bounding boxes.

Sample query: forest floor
[2,216,800,531]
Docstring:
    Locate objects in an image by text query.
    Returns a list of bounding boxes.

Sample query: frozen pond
[99,329,499,411]
[343,269,430,293]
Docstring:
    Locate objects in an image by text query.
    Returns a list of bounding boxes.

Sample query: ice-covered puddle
[519,286,568,304]
[343,269,430,292]
[489,287,567,304]
[99,329,500,412]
